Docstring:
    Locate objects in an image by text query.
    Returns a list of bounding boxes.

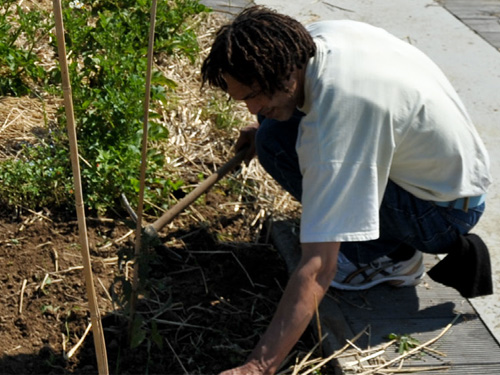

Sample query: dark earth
[0,187,318,374]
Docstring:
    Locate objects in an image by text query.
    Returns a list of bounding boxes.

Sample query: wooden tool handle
[150,147,248,233]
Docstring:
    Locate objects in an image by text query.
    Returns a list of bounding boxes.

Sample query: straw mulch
[0,95,60,160]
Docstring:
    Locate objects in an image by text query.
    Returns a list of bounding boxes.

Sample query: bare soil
[0,188,311,374]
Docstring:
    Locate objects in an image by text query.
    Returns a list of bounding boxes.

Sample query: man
[201,6,492,375]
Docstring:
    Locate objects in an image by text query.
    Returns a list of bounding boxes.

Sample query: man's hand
[219,242,340,375]
[219,360,263,375]
[235,122,259,165]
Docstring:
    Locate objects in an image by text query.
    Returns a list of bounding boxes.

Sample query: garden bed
[0,190,310,374]
[0,1,315,373]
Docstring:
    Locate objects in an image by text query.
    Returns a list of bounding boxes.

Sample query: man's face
[223,72,303,122]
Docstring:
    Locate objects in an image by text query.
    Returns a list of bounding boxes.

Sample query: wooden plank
[348,317,500,368]
[441,0,500,11]
[446,8,500,19]
[442,365,500,374]
[333,289,476,321]
[440,0,500,50]
[333,254,500,372]
[482,32,500,48]
[465,18,500,33]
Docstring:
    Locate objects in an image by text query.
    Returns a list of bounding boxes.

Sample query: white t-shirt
[297,20,491,243]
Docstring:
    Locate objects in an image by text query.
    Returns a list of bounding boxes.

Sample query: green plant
[60,0,209,214]
[0,132,73,209]
[387,333,421,354]
[0,0,210,214]
[0,0,54,95]
[41,304,60,315]
[130,314,164,350]
[202,92,246,130]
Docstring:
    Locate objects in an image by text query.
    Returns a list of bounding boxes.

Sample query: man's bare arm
[219,241,340,375]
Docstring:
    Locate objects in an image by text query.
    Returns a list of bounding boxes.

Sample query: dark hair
[201,6,316,94]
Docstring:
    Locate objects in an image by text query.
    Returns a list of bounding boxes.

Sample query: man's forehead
[222,74,261,100]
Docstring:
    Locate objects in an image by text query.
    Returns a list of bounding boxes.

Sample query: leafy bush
[0,0,209,214]
[0,134,73,209]
[0,0,54,95]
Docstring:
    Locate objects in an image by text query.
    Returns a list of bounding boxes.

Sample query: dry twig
[18,279,27,315]
[65,323,92,360]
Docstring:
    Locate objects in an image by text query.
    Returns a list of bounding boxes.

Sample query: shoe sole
[330,262,426,291]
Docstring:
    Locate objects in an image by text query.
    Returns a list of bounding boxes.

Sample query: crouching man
[201,6,492,375]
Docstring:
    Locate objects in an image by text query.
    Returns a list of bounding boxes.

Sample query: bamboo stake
[52,1,108,373]
[129,0,159,330]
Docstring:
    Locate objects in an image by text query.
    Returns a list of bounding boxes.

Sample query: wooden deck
[440,0,500,50]
[270,220,500,374]
[336,261,500,374]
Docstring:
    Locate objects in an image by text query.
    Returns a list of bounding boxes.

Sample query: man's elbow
[299,241,340,290]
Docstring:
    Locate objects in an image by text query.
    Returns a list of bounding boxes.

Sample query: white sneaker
[330,251,426,291]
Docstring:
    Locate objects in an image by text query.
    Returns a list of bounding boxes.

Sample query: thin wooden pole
[148,147,247,234]
[129,0,159,325]
[52,1,108,373]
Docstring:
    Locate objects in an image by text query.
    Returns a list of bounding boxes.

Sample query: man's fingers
[219,362,263,375]
[244,147,256,165]
[235,123,259,165]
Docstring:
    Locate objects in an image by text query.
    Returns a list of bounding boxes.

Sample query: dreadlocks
[201,6,316,95]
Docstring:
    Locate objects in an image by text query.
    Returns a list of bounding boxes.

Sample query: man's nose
[245,99,261,115]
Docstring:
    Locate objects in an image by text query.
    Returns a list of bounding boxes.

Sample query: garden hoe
[122,146,248,253]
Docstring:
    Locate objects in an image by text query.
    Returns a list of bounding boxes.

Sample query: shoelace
[368,258,394,271]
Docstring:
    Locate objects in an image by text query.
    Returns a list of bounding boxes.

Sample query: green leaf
[151,321,164,350]
[130,315,147,349]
